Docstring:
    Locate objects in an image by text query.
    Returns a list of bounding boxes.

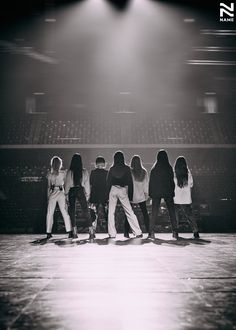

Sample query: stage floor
[0,233,236,330]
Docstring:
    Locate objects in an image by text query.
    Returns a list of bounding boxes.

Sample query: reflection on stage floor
[0,233,235,330]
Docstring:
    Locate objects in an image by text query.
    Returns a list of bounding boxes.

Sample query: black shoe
[124,233,130,238]
[89,233,95,241]
[193,232,200,239]
[72,226,78,239]
[135,234,143,238]
[147,232,155,239]
[46,233,52,239]
[68,231,73,239]
[172,232,179,240]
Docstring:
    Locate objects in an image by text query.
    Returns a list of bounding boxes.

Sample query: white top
[47,170,66,196]
[174,170,193,205]
[64,169,90,200]
[132,171,149,204]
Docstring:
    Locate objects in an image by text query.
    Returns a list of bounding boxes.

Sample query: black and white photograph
[0,0,236,329]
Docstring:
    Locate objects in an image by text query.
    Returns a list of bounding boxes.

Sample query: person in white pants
[46,156,72,239]
[106,151,143,238]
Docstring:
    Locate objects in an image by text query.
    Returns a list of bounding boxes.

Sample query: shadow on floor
[114,237,211,247]
[30,236,211,247]
[177,236,211,245]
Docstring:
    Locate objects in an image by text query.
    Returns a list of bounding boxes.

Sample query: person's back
[148,149,178,239]
[174,169,193,205]
[130,154,149,204]
[109,164,131,185]
[131,170,148,203]
[90,156,108,205]
[107,151,134,201]
[149,164,174,198]
[47,170,66,192]
[90,168,108,204]
[107,164,133,201]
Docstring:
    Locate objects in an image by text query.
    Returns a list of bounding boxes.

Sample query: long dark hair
[113,151,125,166]
[174,156,189,188]
[153,149,171,170]
[69,153,83,186]
[130,155,146,182]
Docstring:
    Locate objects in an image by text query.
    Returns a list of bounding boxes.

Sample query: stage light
[105,0,131,11]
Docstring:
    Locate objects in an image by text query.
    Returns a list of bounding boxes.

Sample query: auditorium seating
[37,118,121,144]
[0,163,234,234]
[0,115,235,145]
[0,116,33,144]
[0,161,232,180]
[0,165,48,178]
[0,113,235,233]
[36,117,236,144]
[0,161,234,210]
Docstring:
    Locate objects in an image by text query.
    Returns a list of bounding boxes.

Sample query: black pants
[92,203,108,231]
[68,186,92,227]
[124,201,150,234]
[149,197,178,233]
[94,203,108,220]
[175,204,198,233]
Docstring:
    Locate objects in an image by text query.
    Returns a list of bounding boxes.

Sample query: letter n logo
[220,3,234,17]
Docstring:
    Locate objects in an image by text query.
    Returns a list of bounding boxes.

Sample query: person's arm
[104,170,109,204]
[64,170,71,197]
[105,169,112,201]
[170,167,175,192]
[188,170,193,188]
[89,170,94,204]
[47,173,51,198]
[127,168,134,201]
[62,170,67,188]
[83,170,90,201]
[148,169,154,198]
[143,171,149,200]
[90,170,94,186]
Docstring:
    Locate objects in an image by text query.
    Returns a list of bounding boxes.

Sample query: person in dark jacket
[106,151,143,238]
[90,156,108,234]
[148,149,178,239]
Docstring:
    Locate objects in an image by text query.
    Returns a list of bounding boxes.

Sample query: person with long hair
[124,155,150,238]
[46,156,72,239]
[65,153,94,240]
[148,149,178,239]
[174,156,200,238]
[106,151,143,238]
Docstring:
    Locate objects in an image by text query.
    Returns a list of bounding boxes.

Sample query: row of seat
[0,115,235,144]
[0,117,32,144]
[0,162,231,179]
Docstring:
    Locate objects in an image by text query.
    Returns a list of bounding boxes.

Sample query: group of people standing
[45,149,200,241]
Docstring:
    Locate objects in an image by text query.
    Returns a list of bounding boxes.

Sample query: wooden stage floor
[0,233,236,330]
